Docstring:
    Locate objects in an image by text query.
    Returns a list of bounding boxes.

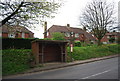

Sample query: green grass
[67,44,119,61]
[2,49,32,76]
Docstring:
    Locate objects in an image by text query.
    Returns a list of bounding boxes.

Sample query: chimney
[67,24,70,27]
[44,21,47,38]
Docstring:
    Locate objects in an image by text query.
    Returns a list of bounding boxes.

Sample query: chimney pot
[67,24,70,27]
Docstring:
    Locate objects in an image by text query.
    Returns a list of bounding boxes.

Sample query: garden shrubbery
[2,49,32,76]
[74,41,81,47]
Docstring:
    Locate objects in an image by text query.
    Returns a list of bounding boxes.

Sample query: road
[6,57,119,79]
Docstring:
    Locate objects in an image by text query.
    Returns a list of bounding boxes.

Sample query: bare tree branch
[80,0,115,45]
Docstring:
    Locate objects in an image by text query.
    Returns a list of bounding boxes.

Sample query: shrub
[2,38,38,49]
[117,37,120,44]
[52,32,65,40]
[74,41,81,47]
[109,37,115,43]
[2,49,32,76]
[44,38,52,40]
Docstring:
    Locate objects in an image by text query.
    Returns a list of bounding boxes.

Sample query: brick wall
[25,33,29,38]
[2,32,33,38]
[16,33,22,38]
[2,33,8,37]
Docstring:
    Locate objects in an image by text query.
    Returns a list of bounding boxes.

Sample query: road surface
[6,57,119,79]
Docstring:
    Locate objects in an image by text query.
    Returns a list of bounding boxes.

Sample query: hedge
[2,38,38,49]
[2,49,32,76]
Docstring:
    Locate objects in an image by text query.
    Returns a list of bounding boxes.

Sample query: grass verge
[67,44,119,61]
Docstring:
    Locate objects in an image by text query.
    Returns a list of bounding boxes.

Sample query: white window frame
[75,33,79,38]
[107,36,110,39]
[8,33,15,38]
[65,32,70,37]
[22,32,25,38]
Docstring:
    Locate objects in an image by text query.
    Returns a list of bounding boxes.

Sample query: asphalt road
[7,57,119,79]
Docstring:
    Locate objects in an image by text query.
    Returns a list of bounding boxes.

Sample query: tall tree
[0,0,61,28]
[80,0,115,45]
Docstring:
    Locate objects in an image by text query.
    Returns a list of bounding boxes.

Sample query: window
[65,32,70,37]
[75,33,79,37]
[8,33,15,38]
[71,32,74,37]
[22,32,25,38]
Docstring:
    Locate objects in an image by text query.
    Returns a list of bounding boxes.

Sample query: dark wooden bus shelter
[32,40,68,64]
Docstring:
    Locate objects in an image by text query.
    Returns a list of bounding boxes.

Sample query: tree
[0,0,61,28]
[109,37,115,43]
[80,0,115,45]
[52,32,65,40]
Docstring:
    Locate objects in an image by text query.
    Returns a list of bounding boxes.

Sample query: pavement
[3,54,119,79]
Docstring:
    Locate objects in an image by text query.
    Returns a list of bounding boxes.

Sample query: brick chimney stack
[67,24,70,27]
[44,21,47,38]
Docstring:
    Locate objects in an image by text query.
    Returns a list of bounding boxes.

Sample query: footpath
[3,54,118,79]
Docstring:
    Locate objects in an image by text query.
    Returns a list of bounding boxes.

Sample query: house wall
[101,35,109,43]
[25,33,30,38]
[47,31,90,43]
[101,34,118,44]
[2,32,33,38]
[2,25,34,38]
[2,33,8,37]
[16,33,22,38]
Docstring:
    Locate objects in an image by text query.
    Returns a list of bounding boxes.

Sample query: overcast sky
[32,0,120,38]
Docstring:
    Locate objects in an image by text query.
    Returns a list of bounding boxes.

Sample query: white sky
[32,0,120,38]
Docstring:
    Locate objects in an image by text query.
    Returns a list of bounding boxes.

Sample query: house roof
[1,24,34,34]
[84,32,97,40]
[48,25,70,32]
[48,25,85,33]
[48,25,96,41]
[106,32,120,36]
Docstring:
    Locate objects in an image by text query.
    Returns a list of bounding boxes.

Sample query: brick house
[1,25,34,38]
[45,25,97,44]
[101,32,120,44]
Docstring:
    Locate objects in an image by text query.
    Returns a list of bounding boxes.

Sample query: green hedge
[2,38,38,49]
[2,49,32,76]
